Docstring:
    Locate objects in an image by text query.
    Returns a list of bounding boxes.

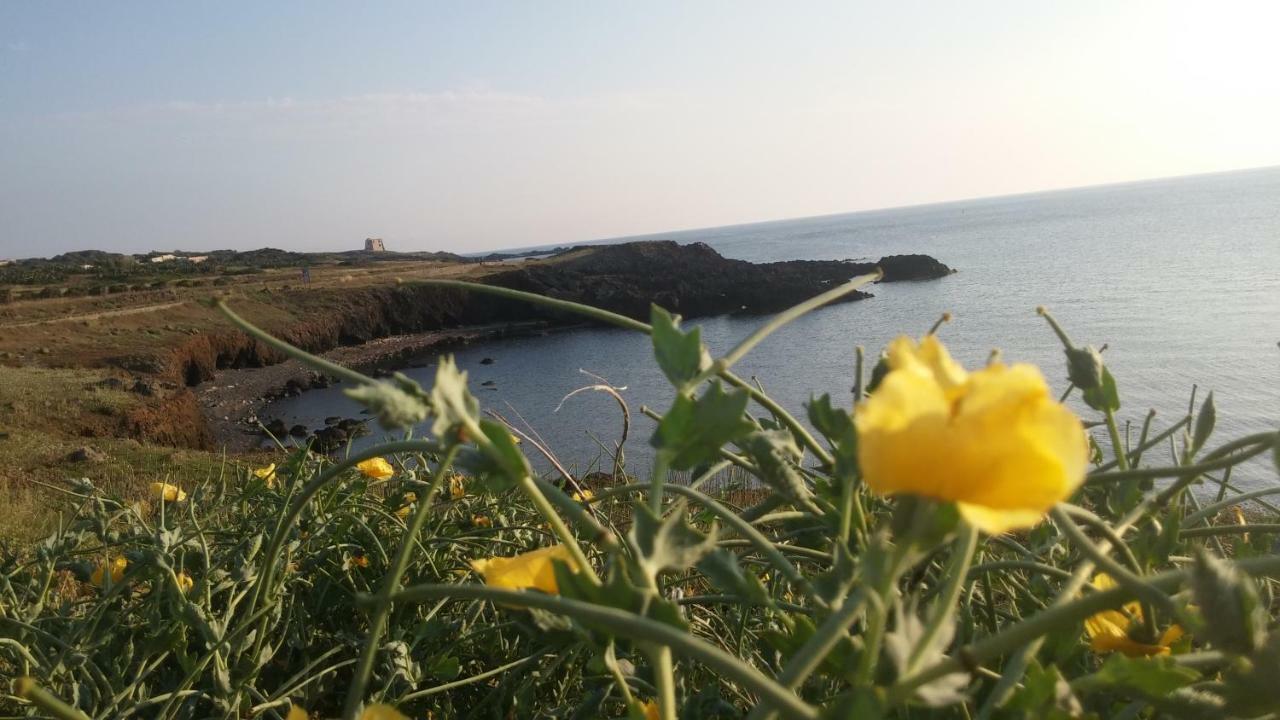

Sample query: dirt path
[0,300,190,329]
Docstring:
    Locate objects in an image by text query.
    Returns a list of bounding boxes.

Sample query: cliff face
[122,241,952,448]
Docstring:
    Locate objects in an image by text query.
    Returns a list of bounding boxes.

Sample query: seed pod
[1065,345,1105,391]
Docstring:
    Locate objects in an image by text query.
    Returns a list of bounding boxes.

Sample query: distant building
[364,238,386,252]
[0,259,11,267]
[150,254,178,263]
[188,255,209,263]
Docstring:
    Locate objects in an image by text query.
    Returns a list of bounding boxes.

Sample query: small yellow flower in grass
[571,488,595,503]
[286,707,308,720]
[91,556,128,587]
[855,335,1087,534]
[253,463,278,488]
[470,545,579,595]
[360,704,410,720]
[176,571,194,594]
[472,514,492,528]
[150,482,187,502]
[357,457,395,480]
[395,491,417,519]
[352,553,370,568]
[449,473,467,500]
[1084,573,1185,656]
[642,700,660,720]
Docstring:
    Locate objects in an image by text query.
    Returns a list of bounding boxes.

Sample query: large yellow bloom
[470,545,579,594]
[855,336,1087,534]
[91,556,128,587]
[357,457,396,480]
[150,482,187,502]
[1084,573,1184,656]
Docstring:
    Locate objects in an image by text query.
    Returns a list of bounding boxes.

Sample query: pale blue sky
[3,1,1279,258]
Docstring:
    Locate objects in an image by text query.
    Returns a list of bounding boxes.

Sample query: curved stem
[372,584,819,719]
[343,445,461,719]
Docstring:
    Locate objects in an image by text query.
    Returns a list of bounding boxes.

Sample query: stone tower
[364,238,386,252]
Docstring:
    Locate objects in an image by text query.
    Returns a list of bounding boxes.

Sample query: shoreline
[196,320,559,451]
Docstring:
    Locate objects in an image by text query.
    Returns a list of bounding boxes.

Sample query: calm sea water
[270,167,1280,487]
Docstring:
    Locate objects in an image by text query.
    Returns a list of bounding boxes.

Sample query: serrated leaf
[650,382,753,470]
[429,355,479,439]
[883,602,968,707]
[1190,549,1266,655]
[1089,654,1199,697]
[650,304,711,386]
[696,549,769,604]
[739,430,822,514]
[629,502,719,578]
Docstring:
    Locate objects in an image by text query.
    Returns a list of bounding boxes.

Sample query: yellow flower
[91,556,128,587]
[360,704,409,720]
[449,474,467,500]
[286,708,308,720]
[176,571,194,594]
[395,492,417,519]
[472,515,492,528]
[357,457,395,480]
[253,463,278,488]
[854,335,1087,534]
[150,482,187,503]
[1084,574,1184,656]
[352,554,370,568]
[571,488,595,503]
[470,545,579,594]
[642,700,660,720]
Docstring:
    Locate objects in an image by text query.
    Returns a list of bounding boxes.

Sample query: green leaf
[429,355,479,439]
[343,380,430,430]
[628,502,719,579]
[554,562,689,636]
[1190,549,1267,655]
[428,655,461,681]
[650,304,711,387]
[650,381,753,470]
[1081,366,1121,412]
[739,430,821,514]
[1191,391,1216,455]
[1086,654,1199,697]
[696,548,769,604]
[1005,662,1084,719]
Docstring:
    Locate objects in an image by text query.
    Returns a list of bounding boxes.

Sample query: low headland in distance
[0,239,953,539]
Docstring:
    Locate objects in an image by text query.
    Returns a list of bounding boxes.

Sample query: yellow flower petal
[176,571,194,594]
[855,336,1087,534]
[571,488,595,503]
[472,515,492,528]
[642,700,660,720]
[285,707,308,720]
[470,545,578,595]
[449,474,467,500]
[1084,573,1182,657]
[359,705,409,720]
[254,463,278,488]
[91,556,128,588]
[150,482,187,503]
[357,457,395,481]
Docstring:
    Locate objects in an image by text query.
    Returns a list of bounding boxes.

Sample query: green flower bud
[1065,345,1105,391]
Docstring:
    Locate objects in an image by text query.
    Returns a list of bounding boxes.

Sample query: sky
[2,1,1280,259]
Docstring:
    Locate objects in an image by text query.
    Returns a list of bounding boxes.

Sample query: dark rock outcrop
[482,241,952,320]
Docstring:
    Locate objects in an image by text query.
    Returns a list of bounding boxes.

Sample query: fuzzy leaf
[429,356,479,439]
[629,502,719,578]
[650,304,711,387]
[650,382,753,470]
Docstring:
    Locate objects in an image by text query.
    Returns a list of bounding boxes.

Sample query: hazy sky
[3,1,1279,258]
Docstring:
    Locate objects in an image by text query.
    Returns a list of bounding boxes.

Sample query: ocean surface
[269,167,1280,488]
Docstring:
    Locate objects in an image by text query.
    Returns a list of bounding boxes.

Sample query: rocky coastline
[193,241,952,450]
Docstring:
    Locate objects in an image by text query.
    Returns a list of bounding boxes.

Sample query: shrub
[3,279,1278,719]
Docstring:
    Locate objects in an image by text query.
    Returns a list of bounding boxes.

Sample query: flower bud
[1065,345,1106,391]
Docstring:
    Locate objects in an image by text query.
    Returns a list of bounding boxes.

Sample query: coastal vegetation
[3,272,1278,719]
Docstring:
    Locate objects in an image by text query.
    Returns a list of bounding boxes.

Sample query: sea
[268,166,1280,488]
